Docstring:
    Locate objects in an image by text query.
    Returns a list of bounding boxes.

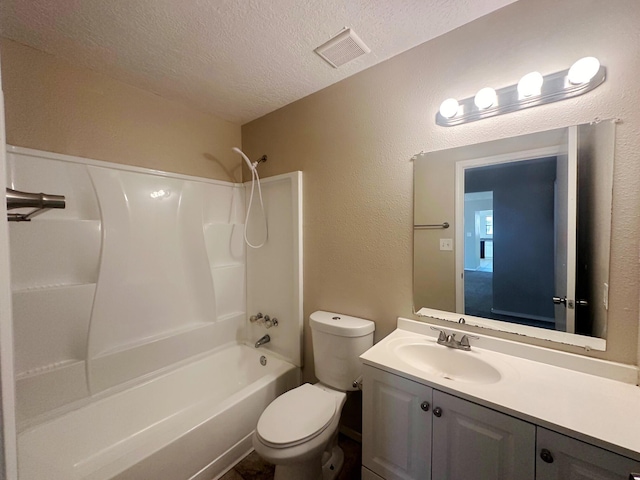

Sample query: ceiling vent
[314,28,371,68]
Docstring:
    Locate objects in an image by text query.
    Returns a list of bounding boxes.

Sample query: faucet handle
[459,334,479,349]
[265,317,279,328]
[430,326,447,342]
[460,334,479,341]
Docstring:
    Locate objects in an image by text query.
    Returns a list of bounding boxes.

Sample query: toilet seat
[256,383,337,448]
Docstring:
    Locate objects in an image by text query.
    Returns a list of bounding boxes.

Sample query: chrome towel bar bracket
[5,188,66,222]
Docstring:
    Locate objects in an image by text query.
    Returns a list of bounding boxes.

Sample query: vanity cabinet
[362,365,535,480]
[362,363,433,480]
[362,365,640,480]
[536,428,640,480]
[431,390,535,479]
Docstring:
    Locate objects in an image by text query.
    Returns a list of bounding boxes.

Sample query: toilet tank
[310,311,375,391]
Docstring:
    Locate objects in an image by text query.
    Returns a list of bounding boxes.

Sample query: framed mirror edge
[412,119,618,353]
[415,307,606,352]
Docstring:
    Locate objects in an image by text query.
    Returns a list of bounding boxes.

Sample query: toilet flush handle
[352,375,363,390]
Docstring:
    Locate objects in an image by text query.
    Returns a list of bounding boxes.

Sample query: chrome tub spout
[255,334,270,348]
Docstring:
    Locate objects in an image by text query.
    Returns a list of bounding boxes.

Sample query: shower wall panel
[6,146,246,425]
[246,172,303,367]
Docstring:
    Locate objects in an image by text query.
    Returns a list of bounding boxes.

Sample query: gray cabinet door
[431,390,535,480]
[362,365,433,480]
[362,466,386,480]
[536,427,640,480]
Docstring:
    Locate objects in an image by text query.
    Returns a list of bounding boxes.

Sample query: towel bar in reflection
[414,222,449,230]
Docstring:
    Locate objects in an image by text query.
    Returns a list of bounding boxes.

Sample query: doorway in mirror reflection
[462,159,558,330]
[413,120,615,345]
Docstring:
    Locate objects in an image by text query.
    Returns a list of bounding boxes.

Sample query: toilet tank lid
[310,311,375,337]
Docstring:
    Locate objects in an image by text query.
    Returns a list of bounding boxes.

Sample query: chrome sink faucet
[255,334,270,348]
[431,327,478,351]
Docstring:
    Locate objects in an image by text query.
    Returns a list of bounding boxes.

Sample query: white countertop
[360,318,640,461]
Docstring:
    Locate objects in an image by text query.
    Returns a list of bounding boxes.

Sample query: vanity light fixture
[439,98,460,119]
[567,56,600,85]
[517,71,544,98]
[474,87,497,109]
[436,57,605,127]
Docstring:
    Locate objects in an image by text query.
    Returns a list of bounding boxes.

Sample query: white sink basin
[393,342,502,384]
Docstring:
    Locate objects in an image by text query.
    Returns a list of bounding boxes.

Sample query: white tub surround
[18,345,299,480]
[245,172,303,367]
[361,317,640,462]
[7,146,305,479]
[7,146,248,421]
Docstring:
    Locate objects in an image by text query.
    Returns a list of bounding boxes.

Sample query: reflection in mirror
[413,120,615,349]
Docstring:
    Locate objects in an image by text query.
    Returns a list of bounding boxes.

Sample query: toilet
[252,311,375,480]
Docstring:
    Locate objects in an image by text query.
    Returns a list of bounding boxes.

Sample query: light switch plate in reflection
[440,238,453,251]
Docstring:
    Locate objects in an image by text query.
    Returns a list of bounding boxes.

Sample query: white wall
[463,195,493,271]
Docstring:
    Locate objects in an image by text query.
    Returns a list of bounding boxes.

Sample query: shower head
[232,147,267,172]
[232,147,254,171]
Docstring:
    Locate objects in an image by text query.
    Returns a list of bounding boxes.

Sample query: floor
[476,258,493,272]
[219,433,361,480]
[464,270,493,318]
[463,270,555,330]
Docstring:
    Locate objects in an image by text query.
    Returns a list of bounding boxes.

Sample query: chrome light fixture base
[436,65,606,127]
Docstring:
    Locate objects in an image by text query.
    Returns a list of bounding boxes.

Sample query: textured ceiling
[0,0,518,124]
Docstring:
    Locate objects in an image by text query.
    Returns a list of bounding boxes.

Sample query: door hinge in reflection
[553,297,588,309]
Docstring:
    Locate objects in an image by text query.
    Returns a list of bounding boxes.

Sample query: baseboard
[490,308,554,323]
[339,425,362,443]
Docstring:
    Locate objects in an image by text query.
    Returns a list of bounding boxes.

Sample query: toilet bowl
[252,311,375,480]
[253,383,346,480]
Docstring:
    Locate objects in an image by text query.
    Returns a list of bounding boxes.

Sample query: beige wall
[1,39,241,181]
[413,154,456,312]
[242,0,640,378]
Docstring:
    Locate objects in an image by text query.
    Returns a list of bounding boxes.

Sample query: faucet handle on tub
[265,317,279,328]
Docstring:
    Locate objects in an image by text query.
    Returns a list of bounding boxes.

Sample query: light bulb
[439,98,459,119]
[474,87,497,110]
[517,71,544,98]
[568,57,600,85]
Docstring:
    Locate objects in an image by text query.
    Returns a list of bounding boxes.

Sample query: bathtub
[17,344,300,480]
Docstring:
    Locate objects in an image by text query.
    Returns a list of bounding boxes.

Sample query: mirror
[413,120,616,350]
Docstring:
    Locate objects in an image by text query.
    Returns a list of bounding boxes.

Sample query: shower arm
[246,154,267,172]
